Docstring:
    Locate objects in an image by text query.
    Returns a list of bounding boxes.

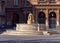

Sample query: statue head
[29,13,32,16]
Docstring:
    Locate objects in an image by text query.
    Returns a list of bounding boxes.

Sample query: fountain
[1,13,59,35]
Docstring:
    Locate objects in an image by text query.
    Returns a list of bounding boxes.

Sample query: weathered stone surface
[16,24,38,31]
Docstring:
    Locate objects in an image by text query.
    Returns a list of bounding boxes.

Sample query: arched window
[38,12,45,18]
[14,0,18,6]
[49,0,55,3]
[49,12,56,18]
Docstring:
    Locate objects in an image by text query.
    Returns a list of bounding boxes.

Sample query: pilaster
[56,9,59,26]
[45,9,48,26]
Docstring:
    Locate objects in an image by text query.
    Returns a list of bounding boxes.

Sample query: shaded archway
[38,12,46,30]
[38,12,46,24]
[12,13,19,27]
[49,12,56,28]
[25,13,29,23]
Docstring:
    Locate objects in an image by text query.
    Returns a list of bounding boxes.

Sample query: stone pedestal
[16,24,38,32]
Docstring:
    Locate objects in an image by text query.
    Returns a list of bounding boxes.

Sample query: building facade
[0,0,6,28]
[0,0,60,28]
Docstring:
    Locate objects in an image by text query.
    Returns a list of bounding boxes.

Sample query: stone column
[45,9,48,26]
[36,9,38,24]
[32,6,35,23]
[56,9,59,26]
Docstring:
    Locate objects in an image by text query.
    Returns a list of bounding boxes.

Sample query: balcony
[38,0,59,5]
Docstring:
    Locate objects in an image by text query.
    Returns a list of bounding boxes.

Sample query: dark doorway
[49,12,56,28]
[12,13,19,27]
[38,12,46,24]
[24,13,29,23]
[38,12,46,30]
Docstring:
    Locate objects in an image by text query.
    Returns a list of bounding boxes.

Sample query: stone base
[16,24,38,31]
[16,24,46,32]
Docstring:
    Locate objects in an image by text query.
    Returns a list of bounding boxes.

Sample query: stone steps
[1,30,43,35]
[1,30,51,35]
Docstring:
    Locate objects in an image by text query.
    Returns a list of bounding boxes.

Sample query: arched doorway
[49,12,56,28]
[12,13,19,27]
[38,12,46,24]
[38,12,46,30]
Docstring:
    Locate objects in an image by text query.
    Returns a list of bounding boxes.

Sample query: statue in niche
[27,13,34,24]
